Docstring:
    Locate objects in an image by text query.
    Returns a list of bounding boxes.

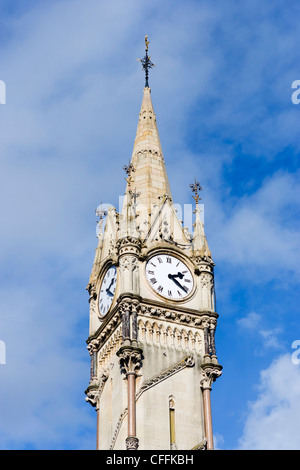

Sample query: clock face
[146,254,194,300]
[98,265,117,317]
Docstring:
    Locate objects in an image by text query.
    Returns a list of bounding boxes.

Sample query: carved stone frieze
[139,303,217,328]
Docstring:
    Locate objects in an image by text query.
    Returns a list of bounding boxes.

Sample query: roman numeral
[147,270,155,275]
[168,290,172,297]
[150,278,157,284]
[157,257,163,263]
[157,285,163,293]
[166,257,171,263]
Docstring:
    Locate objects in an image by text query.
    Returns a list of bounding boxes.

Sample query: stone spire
[124,86,172,216]
[192,203,212,259]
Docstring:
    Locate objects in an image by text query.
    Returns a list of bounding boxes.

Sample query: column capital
[125,436,139,450]
[200,363,222,390]
[117,345,143,376]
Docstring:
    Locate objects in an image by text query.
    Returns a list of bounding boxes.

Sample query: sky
[0,0,300,450]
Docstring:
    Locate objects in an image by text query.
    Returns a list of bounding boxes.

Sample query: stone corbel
[85,389,101,410]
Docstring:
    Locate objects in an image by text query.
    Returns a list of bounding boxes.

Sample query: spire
[123,38,172,219]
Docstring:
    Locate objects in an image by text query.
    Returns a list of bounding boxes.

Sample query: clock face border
[145,252,194,301]
[98,264,118,318]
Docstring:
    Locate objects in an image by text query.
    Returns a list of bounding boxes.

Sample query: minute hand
[106,278,115,297]
[168,273,187,292]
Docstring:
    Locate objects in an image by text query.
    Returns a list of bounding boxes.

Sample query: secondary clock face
[98,265,117,317]
[146,254,194,300]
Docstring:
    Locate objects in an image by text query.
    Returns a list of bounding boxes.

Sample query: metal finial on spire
[189,178,202,204]
[123,161,136,190]
[95,202,107,220]
[138,35,155,88]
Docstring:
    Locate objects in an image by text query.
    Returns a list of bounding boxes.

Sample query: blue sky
[0,0,300,450]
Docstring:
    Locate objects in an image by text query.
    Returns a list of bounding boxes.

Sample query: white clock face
[98,265,117,317]
[146,254,194,300]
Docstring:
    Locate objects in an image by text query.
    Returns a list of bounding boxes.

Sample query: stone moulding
[192,438,207,450]
[139,303,218,327]
[136,355,195,399]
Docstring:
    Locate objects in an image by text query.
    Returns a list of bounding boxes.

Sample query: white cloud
[237,312,283,353]
[237,312,261,331]
[210,171,300,280]
[238,353,300,449]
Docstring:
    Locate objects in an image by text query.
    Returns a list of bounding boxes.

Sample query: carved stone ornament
[192,438,207,450]
[125,436,139,450]
[87,339,100,355]
[117,345,143,375]
[116,236,142,256]
[200,364,222,390]
[85,389,101,409]
[199,272,214,288]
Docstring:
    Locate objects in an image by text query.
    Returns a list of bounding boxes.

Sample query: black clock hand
[106,278,115,297]
[172,272,184,280]
[168,273,187,292]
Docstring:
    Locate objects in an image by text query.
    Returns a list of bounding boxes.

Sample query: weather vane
[189,178,202,204]
[123,161,136,190]
[138,35,155,88]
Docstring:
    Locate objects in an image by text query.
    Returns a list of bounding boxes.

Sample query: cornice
[86,293,218,348]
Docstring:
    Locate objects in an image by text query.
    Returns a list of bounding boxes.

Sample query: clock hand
[106,278,115,297]
[168,273,187,292]
[172,272,184,280]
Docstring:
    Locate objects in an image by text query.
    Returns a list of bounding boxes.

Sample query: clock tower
[85,37,222,451]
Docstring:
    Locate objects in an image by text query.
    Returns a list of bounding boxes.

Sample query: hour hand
[172,272,184,280]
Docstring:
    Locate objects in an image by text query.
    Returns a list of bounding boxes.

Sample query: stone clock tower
[85,37,222,451]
